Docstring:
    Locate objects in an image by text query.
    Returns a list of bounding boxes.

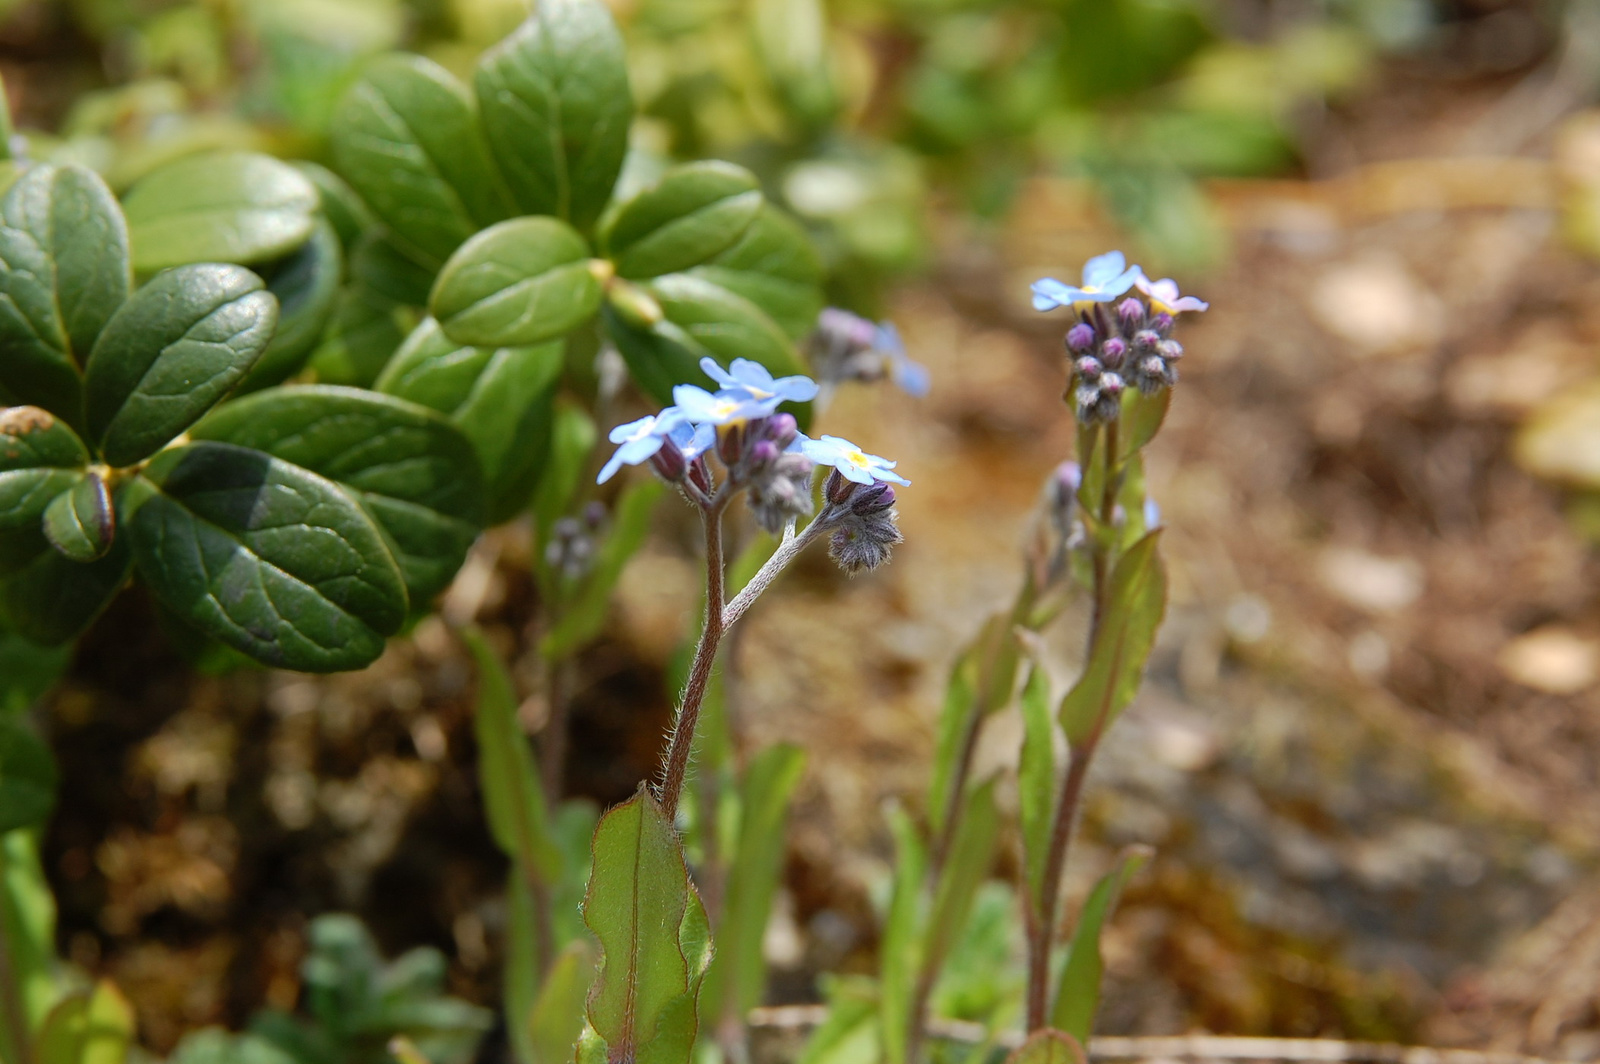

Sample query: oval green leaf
[330,53,512,264]
[430,216,602,348]
[601,162,763,279]
[86,263,279,466]
[122,441,408,672]
[123,151,319,272]
[686,205,822,341]
[350,231,437,308]
[0,406,90,573]
[43,471,113,563]
[306,283,410,389]
[0,716,57,833]
[474,0,632,232]
[192,385,485,603]
[238,219,345,394]
[0,535,130,646]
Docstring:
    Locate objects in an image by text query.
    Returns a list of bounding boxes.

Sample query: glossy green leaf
[0,830,61,1062]
[601,162,763,279]
[1050,847,1151,1040]
[291,161,374,249]
[527,940,595,1064]
[687,206,823,341]
[43,471,113,563]
[540,479,663,660]
[1018,667,1057,910]
[584,789,712,1064]
[0,537,130,646]
[350,231,436,308]
[239,219,344,393]
[0,716,56,832]
[307,283,409,388]
[700,744,805,1026]
[1059,531,1166,744]
[122,151,319,272]
[474,0,632,232]
[0,164,130,417]
[0,619,71,714]
[376,318,563,522]
[85,263,279,466]
[879,804,927,1064]
[1003,1030,1086,1064]
[431,217,603,347]
[35,981,134,1064]
[122,441,408,672]
[330,53,512,264]
[0,407,89,572]
[192,386,482,602]
[923,776,1000,993]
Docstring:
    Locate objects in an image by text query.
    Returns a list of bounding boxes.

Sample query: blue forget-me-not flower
[1031,251,1143,312]
[801,435,911,486]
[597,408,688,484]
[1134,276,1209,315]
[700,357,819,404]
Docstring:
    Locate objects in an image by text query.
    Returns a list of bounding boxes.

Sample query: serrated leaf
[1003,1030,1086,1064]
[1050,847,1150,1040]
[1058,531,1166,744]
[700,744,805,1027]
[584,789,710,1064]
[540,479,663,660]
[879,804,927,1064]
[239,219,345,393]
[192,385,485,602]
[601,162,763,279]
[43,471,113,563]
[0,164,130,418]
[35,980,133,1064]
[686,205,822,341]
[85,263,279,466]
[0,407,89,572]
[330,53,512,264]
[527,940,595,1064]
[475,0,632,232]
[1019,667,1057,910]
[923,776,1000,987]
[431,217,603,348]
[0,537,130,646]
[122,441,408,672]
[376,318,562,522]
[0,716,56,832]
[123,151,319,272]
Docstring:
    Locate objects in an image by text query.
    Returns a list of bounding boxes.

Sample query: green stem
[0,839,34,1064]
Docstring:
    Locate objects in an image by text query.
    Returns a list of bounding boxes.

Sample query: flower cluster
[598,358,911,571]
[807,308,930,399]
[1032,252,1207,425]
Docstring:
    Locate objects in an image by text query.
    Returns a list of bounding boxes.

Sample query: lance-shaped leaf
[191,386,484,603]
[686,205,823,342]
[0,830,61,1061]
[1058,531,1166,745]
[601,162,763,279]
[584,789,713,1064]
[121,441,408,672]
[85,263,279,467]
[1018,667,1057,911]
[430,217,604,347]
[1050,847,1151,1040]
[330,53,512,264]
[796,977,880,1064]
[239,219,344,393]
[122,152,319,272]
[475,0,632,232]
[1003,1030,1087,1064]
[923,776,1000,987]
[527,940,595,1064]
[927,613,1019,838]
[376,318,563,523]
[700,744,805,1028]
[0,537,130,646]
[0,164,130,417]
[879,805,926,1064]
[0,715,56,833]
[42,471,113,563]
[0,407,89,572]
[1119,388,1170,459]
[540,479,662,660]
[36,981,135,1064]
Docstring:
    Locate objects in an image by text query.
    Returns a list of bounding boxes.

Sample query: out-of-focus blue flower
[1031,251,1143,312]
[1143,498,1162,530]
[873,323,930,398]
[700,357,819,403]
[800,434,910,486]
[597,408,687,484]
[1135,276,1209,315]
[673,383,783,425]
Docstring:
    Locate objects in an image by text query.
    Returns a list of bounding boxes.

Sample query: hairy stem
[722,510,833,629]
[657,496,729,822]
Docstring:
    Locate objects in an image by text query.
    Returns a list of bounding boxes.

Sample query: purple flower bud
[1100,336,1127,365]
[583,501,607,529]
[850,483,895,515]
[765,413,799,448]
[1101,372,1125,396]
[1066,323,1096,353]
[1158,339,1184,362]
[1151,312,1173,334]
[749,440,780,467]
[1133,329,1160,353]
[1075,356,1103,379]
[1055,461,1082,494]
[717,422,744,466]
[651,437,687,481]
[824,468,856,504]
[688,458,713,495]
[1117,298,1144,328]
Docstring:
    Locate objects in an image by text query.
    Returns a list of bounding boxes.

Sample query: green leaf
[330,53,512,264]
[530,402,597,544]
[121,441,408,672]
[1050,847,1151,1040]
[927,614,1019,838]
[35,981,134,1064]
[307,283,409,388]
[700,744,805,1026]
[0,163,131,418]
[0,830,62,1062]
[430,217,604,348]
[1120,387,1170,458]
[43,471,113,563]
[922,776,1000,987]
[122,151,320,272]
[376,318,563,523]
[583,789,712,1064]
[540,478,663,660]
[349,231,436,308]
[0,407,89,572]
[601,162,763,280]
[527,941,595,1064]
[1018,667,1057,910]
[85,263,279,466]
[474,0,632,232]
[0,716,56,832]
[191,385,485,603]
[170,1029,299,1064]
[291,161,374,250]
[686,205,823,341]
[0,620,71,714]
[1058,531,1166,745]
[0,537,130,646]
[797,976,880,1064]
[879,804,926,1064]
[239,219,345,393]
[1003,1030,1086,1064]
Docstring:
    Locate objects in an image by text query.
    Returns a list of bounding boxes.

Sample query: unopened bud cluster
[823,472,903,574]
[545,502,608,581]
[1066,300,1184,423]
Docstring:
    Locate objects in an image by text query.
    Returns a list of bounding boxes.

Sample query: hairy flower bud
[765,413,799,449]
[1157,339,1184,362]
[749,439,780,467]
[1133,329,1160,353]
[1117,297,1144,330]
[824,468,856,505]
[829,509,902,574]
[1100,336,1127,365]
[1150,311,1173,335]
[850,482,895,515]
[1066,323,1096,353]
[1100,372,1125,396]
[651,436,687,481]
[748,453,816,533]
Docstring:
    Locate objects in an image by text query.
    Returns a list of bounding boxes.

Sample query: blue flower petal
[1082,251,1127,287]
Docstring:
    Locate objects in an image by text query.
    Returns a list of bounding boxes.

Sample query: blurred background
[10,0,1600,1054]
